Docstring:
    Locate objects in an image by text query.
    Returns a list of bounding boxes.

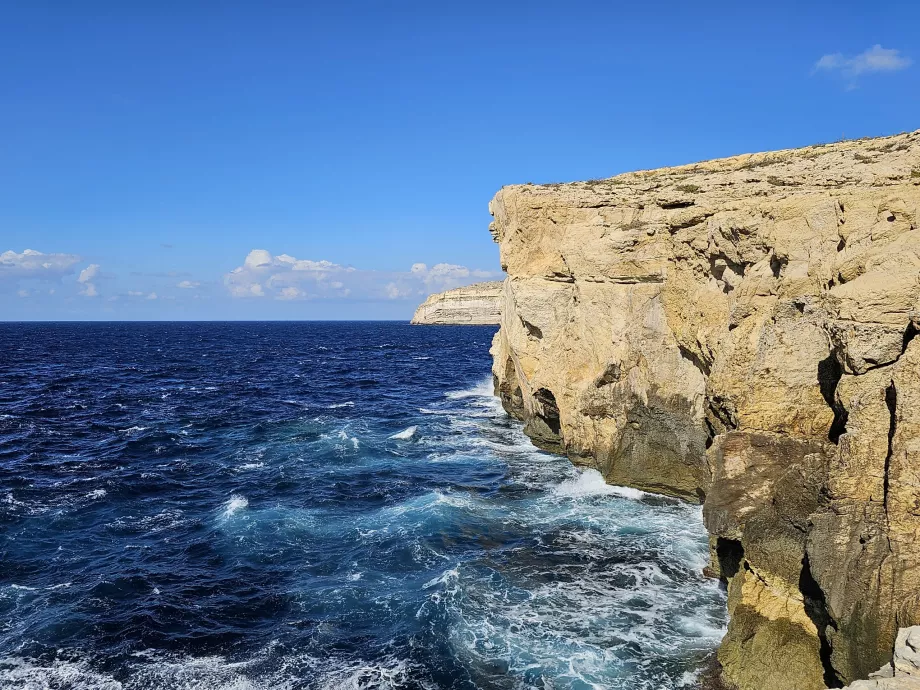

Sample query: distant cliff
[411,281,502,325]
[489,130,920,690]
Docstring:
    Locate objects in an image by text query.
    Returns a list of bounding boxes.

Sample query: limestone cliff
[410,281,502,324]
[489,131,920,689]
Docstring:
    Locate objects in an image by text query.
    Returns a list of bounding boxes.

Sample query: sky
[1,1,918,320]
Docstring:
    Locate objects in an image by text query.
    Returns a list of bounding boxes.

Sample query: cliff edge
[489,131,920,689]
[410,281,502,324]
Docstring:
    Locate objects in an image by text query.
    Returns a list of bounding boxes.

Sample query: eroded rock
[410,281,503,324]
[489,131,920,688]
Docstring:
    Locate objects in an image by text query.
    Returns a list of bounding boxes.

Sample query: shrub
[766,176,801,186]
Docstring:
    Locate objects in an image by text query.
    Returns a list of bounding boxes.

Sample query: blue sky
[2,1,918,320]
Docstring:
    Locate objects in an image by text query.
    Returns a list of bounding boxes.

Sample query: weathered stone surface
[488,131,920,688]
[843,626,920,689]
[410,281,502,325]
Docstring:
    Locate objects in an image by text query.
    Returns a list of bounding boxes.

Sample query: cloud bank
[1,249,82,281]
[224,250,498,301]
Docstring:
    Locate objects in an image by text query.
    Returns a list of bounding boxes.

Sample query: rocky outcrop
[410,281,502,324]
[843,627,920,689]
[489,131,920,689]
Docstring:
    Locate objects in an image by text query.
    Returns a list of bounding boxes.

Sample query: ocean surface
[0,322,726,690]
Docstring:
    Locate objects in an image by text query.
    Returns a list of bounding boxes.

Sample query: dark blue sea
[0,322,725,689]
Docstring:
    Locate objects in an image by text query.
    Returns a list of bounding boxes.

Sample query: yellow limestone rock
[410,281,502,325]
[488,131,920,688]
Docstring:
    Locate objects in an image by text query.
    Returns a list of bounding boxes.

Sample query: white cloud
[1,249,81,281]
[146,292,158,300]
[385,282,410,299]
[77,263,100,297]
[814,45,912,80]
[225,249,353,300]
[225,249,499,302]
[77,264,99,283]
[177,280,200,289]
[277,286,304,300]
[127,291,144,297]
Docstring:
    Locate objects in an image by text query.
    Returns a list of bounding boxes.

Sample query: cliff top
[494,130,920,212]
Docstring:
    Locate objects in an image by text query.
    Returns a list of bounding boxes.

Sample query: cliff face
[489,131,920,689]
[410,281,502,324]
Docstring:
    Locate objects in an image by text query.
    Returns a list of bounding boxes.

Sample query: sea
[0,322,726,690]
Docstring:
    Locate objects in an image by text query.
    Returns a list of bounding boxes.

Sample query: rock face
[489,131,920,689]
[410,281,502,325]
[843,626,920,689]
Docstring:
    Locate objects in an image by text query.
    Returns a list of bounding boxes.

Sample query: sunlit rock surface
[411,281,502,325]
[489,131,920,689]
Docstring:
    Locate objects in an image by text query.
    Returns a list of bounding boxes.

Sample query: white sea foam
[7,584,38,592]
[444,378,494,399]
[220,495,248,520]
[0,647,430,690]
[552,468,647,500]
[3,492,25,507]
[119,426,148,435]
[0,656,124,690]
[328,401,354,409]
[388,426,417,440]
[422,566,459,590]
[417,407,448,415]
[85,488,108,500]
[334,429,360,450]
[316,656,418,690]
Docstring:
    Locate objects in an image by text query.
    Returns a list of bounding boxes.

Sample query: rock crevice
[488,131,920,689]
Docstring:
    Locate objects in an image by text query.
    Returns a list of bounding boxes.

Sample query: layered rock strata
[410,281,502,324]
[489,131,920,689]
